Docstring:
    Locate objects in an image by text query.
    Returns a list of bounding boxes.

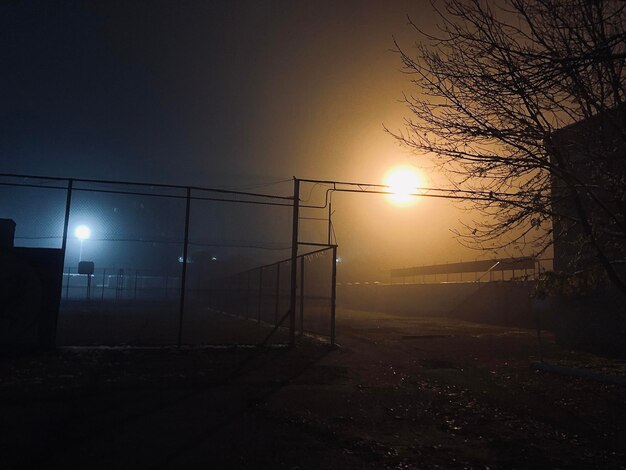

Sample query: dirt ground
[1,308,625,469]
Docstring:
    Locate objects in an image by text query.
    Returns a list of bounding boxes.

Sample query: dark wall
[0,248,63,349]
[543,290,626,358]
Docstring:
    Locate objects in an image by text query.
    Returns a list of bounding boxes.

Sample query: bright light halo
[384,166,423,205]
[75,224,91,240]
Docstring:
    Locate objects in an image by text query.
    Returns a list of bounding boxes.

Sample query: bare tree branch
[391,0,626,293]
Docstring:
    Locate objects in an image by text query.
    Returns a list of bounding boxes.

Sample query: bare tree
[392,0,626,293]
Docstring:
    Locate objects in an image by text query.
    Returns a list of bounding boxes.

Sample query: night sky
[1,0,436,188]
[2,1,489,272]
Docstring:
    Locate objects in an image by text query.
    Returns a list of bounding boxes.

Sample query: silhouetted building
[0,219,63,349]
[0,219,16,248]
[548,106,626,278]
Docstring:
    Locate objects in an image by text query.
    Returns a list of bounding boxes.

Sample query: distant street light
[75,224,91,240]
[75,224,91,261]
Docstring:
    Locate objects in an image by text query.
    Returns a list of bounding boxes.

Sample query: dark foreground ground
[1,309,625,469]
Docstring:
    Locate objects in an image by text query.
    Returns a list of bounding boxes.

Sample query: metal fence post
[55,178,73,346]
[86,273,91,300]
[101,268,106,300]
[289,177,300,345]
[327,198,332,245]
[274,262,280,325]
[60,179,73,265]
[117,269,125,300]
[177,187,192,348]
[65,267,71,300]
[258,267,263,323]
[331,245,337,346]
[299,255,305,336]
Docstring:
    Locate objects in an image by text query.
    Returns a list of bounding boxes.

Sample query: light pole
[74,224,91,261]
[74,225,92,300]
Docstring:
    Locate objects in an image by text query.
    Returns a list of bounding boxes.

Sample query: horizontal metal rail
[0,172,293,201]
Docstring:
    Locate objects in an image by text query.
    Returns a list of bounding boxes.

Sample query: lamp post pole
[289,177,300,346]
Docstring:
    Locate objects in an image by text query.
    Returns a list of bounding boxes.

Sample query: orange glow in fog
[384,166,424,206]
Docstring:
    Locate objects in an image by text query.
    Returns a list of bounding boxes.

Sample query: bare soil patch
[1,308,625,469]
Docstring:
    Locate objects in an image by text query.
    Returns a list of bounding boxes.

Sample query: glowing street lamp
[384,166,424,206]
[75,224,91,261]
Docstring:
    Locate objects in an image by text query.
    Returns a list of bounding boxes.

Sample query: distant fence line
[389,257,553,284]
[62,267,182,301]
[1,172,337,347]
[60,246,337,342]
[204,245,337,342]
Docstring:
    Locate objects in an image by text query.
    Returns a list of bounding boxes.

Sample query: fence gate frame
[3,172,507,348]
[289,176,524,346]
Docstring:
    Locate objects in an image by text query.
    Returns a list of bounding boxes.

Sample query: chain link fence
[197,245,337,343]
[1,174,336,347]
